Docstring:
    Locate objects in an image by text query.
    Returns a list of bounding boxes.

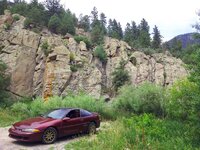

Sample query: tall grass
[65,114,198,150]
[11,93,115,121]
[114,83,165,116]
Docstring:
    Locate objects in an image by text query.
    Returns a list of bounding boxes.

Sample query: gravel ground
[0,127,83,150]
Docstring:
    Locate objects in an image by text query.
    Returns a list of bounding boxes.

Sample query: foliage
[188,48,200,89]
[13,15,20,21]
[41,41,50,56]
[74,35,92,49]
[108,19,123,40]
[91,21,105,45]
[65,114,198,150]
[78,14,90,32]
[93,45,107,63]
[58,10,76,35]
[0,0,7,15]
[4,22,11,30]
[9,93,115,121]
[165,79,200,121]
[9,1,28,16]
[138,18,151,47]
[114,83,165,116]
[48,14,61,33]
[45,0,63,17]
[24,18,33,29]
[124,21,139,47]
[152,25,162,49]
[112,60,130,91]
[0,60,10,108]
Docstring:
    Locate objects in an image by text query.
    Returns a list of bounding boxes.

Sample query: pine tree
[138,18,151,47]
[45,0,63,17]
[0,0,7,15]
[100,12,107,34]
[152,25,162,49]
[108,19,123,40]
[78,14,90,31]
[91,6,98,27]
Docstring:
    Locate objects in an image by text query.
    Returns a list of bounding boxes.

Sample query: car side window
[80,109,92,117]
[66,109,80,118]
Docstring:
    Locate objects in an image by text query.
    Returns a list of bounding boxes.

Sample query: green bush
[74,35,92,49]
[114,83,165,116]
[93,45,107,63]
[10,93,115,120]
[24,18,32,29]
[70,64,78,72]
[165,78,200,121]
[112,60,130,91]
[4,23,11,30]
[13,15,20,21]
[41,41,50,56]
[66,114,197,150]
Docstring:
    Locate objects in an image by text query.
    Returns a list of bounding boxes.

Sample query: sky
[27,0,200,42]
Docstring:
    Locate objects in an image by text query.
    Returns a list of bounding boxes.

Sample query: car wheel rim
[43,129,56,143]
[89,125,96,135]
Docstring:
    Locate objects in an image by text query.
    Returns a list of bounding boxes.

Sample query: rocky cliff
[0,12,188,99]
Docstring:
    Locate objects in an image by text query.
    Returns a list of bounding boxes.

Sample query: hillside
[166,32,200,49]
[0,11,188,99]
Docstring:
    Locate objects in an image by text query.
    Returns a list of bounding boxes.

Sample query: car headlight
[22,128,40,133]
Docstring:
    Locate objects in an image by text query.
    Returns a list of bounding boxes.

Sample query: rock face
[0,13,188,99]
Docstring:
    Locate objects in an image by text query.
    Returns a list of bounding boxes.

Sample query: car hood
[13,117,55,129]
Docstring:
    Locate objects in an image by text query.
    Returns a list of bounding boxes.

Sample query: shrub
[13,15,20,21]
[70,64,78,72]
[41,41,50,56]
[24,18,32,29]
[74,35,92,49]
[93,45,107,63]
[48,14,61,34]
[114,82,165,116]
[66,114,197,149]
[112,60,130,91]
[165,78,200,121]
[4,23,11,30]
[10,93,115,120]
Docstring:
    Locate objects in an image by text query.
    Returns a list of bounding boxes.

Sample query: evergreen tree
[90,6,98,27]
[100,12,107,34]
[90,7,105,45]
[108,19,123,40]
[78,14,90,31]
[26,0,47,27]
[10,1,28,16]
[124,21,139,47]
[152,25,162,49]
[59,9,76,35]
[138,18,151,47]
[48,14,61,33]
[0,0,7,15]
[45,0,63,17]
[91,21,104,45]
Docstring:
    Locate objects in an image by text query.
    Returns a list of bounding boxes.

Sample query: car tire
[88,122,96,135]
[42,127,57,144]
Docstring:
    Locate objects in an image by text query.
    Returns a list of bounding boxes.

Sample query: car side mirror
[63,117,70,122]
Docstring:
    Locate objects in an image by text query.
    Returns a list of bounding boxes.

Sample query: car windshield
[43,109,67,119]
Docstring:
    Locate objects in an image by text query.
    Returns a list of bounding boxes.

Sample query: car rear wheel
[88,122,96,135]
[42,127,57,144]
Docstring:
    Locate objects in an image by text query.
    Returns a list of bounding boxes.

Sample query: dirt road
[0,127,82,150]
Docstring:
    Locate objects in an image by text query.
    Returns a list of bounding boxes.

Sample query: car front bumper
[8,128,42,142]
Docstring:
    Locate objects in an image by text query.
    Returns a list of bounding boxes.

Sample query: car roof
[55,108,85,112]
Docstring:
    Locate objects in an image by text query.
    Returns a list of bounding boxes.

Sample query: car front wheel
[42,127,57,144]
[88,122,96,135]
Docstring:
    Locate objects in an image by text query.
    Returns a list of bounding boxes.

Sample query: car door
[62,109,84,135]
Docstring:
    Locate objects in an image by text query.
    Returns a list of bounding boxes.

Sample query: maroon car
[8,108,100,144]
